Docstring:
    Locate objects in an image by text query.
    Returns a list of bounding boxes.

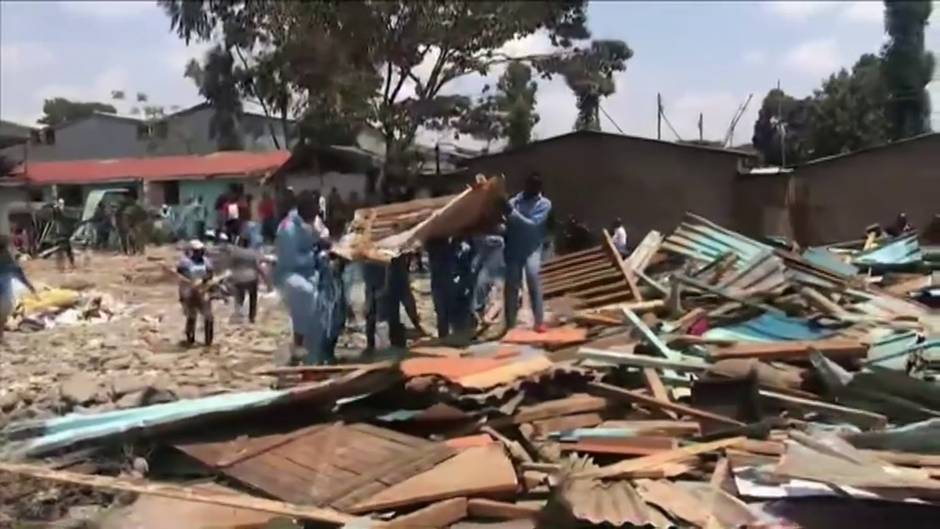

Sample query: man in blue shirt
[274,191,325,364]
[504,172,552,332]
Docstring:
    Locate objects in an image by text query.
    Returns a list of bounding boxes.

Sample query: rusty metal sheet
[175,422,456,512]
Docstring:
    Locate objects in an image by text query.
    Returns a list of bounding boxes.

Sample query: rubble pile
[1,211,939,529]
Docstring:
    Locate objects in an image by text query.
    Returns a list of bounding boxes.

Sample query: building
[460,130,757,239]
[735,133,940,245]
[9,150,289,228]
[0,103,292,164]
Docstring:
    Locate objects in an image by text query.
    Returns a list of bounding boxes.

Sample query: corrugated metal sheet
[13,150,290,185]
[854,234,923,269]
[703,312,836,343]
[803,247,859,277]
[663,212,771,267]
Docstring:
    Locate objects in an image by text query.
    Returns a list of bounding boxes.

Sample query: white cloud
[742,50,767,66]
[59,1,154,19]
[0,42,55,73]
[765,1,840,21]
[841,1,884,24]
[783,38,842,76]
[165,40,215,75]
[37,67,130,107]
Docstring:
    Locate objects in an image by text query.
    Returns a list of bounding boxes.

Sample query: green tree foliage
[882,0,935,139]
[38,98,118,126]
[752,88,814,165]
[461,62,540,149]
[185,46,245,151]
[161,1,597,184]
[539,39,633,131]
[810,54,889,157]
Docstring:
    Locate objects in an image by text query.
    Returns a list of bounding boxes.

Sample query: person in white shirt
[612,218,628,257]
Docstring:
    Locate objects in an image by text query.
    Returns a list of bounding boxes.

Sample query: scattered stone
[115,390,146,409]
[111,375,154,398]
[60,373,101,405]
[0,391,19,412]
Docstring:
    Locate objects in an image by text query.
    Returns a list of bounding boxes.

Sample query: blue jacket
[505,192,551,262]
[274,209,321,285]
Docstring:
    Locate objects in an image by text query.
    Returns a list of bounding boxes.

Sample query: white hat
[189,240,205,251]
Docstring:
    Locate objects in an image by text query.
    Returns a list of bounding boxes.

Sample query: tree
[498,62,540,148]
[882,0,935,140]
[161,1,595,188]
[751,88,814,166]
[810,54,889,157]
[460,62,540,149]
[539,39,633,131]
[38,98,118,126]
[185,45,245,151]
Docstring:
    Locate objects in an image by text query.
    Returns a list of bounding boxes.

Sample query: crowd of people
[171,173,556,365]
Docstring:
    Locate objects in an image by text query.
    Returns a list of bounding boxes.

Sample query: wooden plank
[529,412,604,437]
[386,497,468,529]
[543,270,623,293]
[457,355,555,390]
[577,437,745,479]
[624,231,664,274]
[863,450,940,468]
[758,389,888,429]
[621,308,682,362]
[603,228,643,301]
[577,290,634,307]
[350,445,519,513]
[708,339,867,362]
[0,462,356,525]
[488,394,614,428]
[579,347,707,372]
[642,368,675,419]
[560,436,678,456]
[598,420,701,437]
[466,498,541,520]
[542,259,612,279]
[588,382,745,428]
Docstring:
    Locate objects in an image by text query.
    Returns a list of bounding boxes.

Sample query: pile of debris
[2,211,939,529]
[9,284,122,332]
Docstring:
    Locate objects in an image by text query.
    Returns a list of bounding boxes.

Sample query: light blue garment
[505,248,544,328]
[504,192,550,328]
[275,209,324,363]
[316,252,347,362]
[274,209,321,286]
[472,235,505,314]
[505,192,552,263]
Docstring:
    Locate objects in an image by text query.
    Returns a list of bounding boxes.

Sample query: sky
[2,0,938,148]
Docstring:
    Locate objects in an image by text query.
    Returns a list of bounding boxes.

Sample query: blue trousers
[472,245,503,315]
[427,242,456,338]
[282,272,323,364]
[504,250,544,328]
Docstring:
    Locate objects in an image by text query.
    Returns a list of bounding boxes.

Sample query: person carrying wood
[177,240,215,346]
[503,172,552,332]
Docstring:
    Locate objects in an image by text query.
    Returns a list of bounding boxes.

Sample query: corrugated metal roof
[12,150,290,185]
[853,234,922,269]
[663,212,771,267]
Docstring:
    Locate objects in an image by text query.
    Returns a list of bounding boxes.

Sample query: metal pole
[657,93,662,140]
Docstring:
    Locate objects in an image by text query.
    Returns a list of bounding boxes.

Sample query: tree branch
[232,46,281,150]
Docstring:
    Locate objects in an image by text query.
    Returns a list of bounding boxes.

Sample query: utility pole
[657,93,662,140]
[777,79,786,167]
[698,113,703,142]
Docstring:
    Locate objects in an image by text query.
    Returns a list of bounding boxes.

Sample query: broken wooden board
[386,497,468,529]
[502,327,587,346]
[335,176,505,262]
[588,382,745,428]
[467,498,542,520]
[175,422,455,512]
[350,444,519,513]
[708,339,867,362]
[488,394,616,428]
[540,243,636,309]
[576,437,745,479]
[0,461,356,525]
[758,389,888,429]
[457,355,555,390]
[559,436,678,456]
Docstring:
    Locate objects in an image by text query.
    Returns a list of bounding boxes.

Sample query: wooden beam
[579,347,707,372]
[488,394,613,428]
[542,260,613,280]
[758,389,887,429]
[588,382,744,428]
[386,498,468,529]
[603,228,643,301]
[576,436,745,479]
[708,339,867,362]
[467,498,541,520]
[642,368,676,420]
[0,462,357,526]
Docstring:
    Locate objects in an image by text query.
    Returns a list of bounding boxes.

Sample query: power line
[599,103,625,134]
[660,110,683,142]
